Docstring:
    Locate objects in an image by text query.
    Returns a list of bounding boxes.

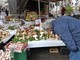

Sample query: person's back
[62,16,80,50]
[67,17,80,50]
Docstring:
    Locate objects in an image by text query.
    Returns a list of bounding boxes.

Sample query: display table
[0,35,14,49]
[5,30,66,48]
[2,35,14,43]
[28,39,65,48]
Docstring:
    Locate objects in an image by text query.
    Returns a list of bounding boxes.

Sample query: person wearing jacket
[61,6,66,15]
[42,16,80,60]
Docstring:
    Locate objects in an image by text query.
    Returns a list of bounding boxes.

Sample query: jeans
[69,51,80,60]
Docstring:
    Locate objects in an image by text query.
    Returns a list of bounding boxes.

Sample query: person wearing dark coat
[42,16,80,60]
[61,6,66,15]
[5,9,9,16]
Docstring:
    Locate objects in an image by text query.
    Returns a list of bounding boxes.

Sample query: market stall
[1,18,66,49]
[0,16,67,60]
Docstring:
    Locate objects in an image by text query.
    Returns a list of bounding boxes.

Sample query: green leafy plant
[8,26,14,30]
[28,37,35,41]
[12,34,28,43]
[34,29,41,40]
[42,33,47,40]
[65,5,73,15]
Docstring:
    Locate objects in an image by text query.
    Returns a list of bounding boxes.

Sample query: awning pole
[56,1,57,17]
[38,0,41,19]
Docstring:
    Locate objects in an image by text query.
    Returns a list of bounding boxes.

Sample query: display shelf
[0,35,15,49]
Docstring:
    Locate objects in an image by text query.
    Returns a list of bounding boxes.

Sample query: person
[61,6,66,15]
[42,16,80,60]
[1,9,6,17]
[0,9,6,21]
[5,9,9,16]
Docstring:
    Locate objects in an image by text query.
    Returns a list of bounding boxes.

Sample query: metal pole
[38,0,41,19]
[56,1,57,17]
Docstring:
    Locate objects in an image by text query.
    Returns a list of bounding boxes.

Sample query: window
[55,2,59,6]
[53,4,54,8]
[50,4,53,8]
